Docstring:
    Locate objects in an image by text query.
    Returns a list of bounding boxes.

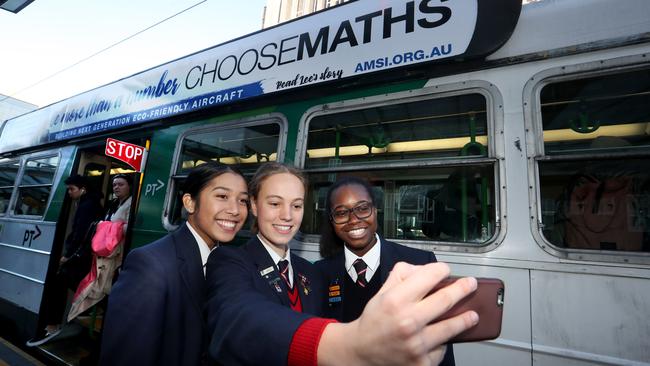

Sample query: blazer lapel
[174,224,206,317]
[291,256,309,297]
[291,254,319,313]
[379,239,397,284]
[245,237,290,307]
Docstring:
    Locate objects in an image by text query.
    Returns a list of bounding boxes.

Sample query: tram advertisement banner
[0,0,520,154]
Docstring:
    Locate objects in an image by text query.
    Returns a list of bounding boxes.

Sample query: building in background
[0,0,35,13]
[262,0,350,28]
[0,94,37,123]
[263,0,540,28]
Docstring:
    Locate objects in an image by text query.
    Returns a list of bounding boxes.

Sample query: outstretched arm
[316,262,477,366]
[206,246,313,366]
[207,246,477,366]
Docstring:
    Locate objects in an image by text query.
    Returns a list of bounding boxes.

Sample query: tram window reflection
[304,93,488,169]
[302,165,496,245]
[167,121,282,227]
[540,159,650,252]
[12,155,59,217]
[0,160,19,214]
[302,91,498,247]
[538,67,650,252]
[540,68,650,155]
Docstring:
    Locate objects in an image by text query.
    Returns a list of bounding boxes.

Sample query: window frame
[296,81,506,253]
[162,113,289,231]
[524,54,650,264]
[0,158,20,216]
[10,153,61,219]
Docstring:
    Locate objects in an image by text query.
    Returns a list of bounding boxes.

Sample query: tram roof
[1,0,648,156]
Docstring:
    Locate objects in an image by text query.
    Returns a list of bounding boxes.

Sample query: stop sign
[105,138,147,172]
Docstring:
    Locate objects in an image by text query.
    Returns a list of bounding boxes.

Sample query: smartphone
[430,277,505,343]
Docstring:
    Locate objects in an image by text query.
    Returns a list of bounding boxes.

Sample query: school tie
[278,259,292,289]
[279,259,303,312]
[353,258,368,288]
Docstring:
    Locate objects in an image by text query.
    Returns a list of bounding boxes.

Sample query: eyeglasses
[330,202,374,224]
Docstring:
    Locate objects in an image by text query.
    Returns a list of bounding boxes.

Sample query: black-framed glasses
[330,202,374,224]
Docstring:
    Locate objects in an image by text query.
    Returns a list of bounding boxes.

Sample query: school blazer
[316,238,455,366]
[100,224,207,366]
[206,236,324,366]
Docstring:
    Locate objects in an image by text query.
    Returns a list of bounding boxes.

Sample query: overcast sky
[0,0,266,107]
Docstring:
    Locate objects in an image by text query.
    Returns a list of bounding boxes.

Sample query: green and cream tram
[0,0,649,364]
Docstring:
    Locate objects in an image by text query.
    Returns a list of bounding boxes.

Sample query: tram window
[302,166,495,244]
[304,94,487,169]
[0,160,20,214]
[14,156,59,216]
[541,69,650,155]
[537,68,650,252]
[168,122,282,226]
[302,92,496,246]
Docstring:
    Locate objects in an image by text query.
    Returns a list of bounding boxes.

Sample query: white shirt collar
[258,234,293,287]
[344,233,381,283]
[186,222,213,277]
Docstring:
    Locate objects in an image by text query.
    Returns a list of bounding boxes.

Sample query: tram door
[34,143,144,364]
[74,148,140,251]
[74,138,145,252]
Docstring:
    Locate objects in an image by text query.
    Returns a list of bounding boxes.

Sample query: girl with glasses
[316,176,456,365]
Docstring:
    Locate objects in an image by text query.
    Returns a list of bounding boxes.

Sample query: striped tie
[278,259,292,289]
[353,258,368,288]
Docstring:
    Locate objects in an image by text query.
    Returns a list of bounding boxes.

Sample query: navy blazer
[206,236,323,366]
[315,238,455,366]
[100,224,207,366]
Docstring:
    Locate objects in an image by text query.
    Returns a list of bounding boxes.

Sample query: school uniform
[100,223,208,366]
[316,236,455,365]
[206,236,323,366]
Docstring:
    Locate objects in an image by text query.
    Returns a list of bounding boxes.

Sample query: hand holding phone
[431,277,505,343]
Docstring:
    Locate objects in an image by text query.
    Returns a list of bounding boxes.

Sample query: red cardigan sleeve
[288,318,338,366]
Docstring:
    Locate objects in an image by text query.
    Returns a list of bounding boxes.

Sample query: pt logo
[145,179,165,197]
[23,225,41,247]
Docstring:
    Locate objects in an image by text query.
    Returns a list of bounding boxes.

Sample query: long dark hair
[183,162,245,210]
[319,176,377,258]
[248,162,307,233]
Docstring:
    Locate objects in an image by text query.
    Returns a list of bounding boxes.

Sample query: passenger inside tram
[422,168,490,243]
[26,175,103,347]
[548,137,649,251]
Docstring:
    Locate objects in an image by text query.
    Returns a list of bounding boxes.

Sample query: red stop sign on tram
[105,138,147,172]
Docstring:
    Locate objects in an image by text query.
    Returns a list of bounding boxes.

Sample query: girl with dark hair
[104,173,133,222]
[100,162,249,365]
[318,176,377,259]
[315,176,456,365]
[206,167,477,366]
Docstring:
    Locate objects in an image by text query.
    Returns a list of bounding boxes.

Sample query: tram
[0,0,649,364]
